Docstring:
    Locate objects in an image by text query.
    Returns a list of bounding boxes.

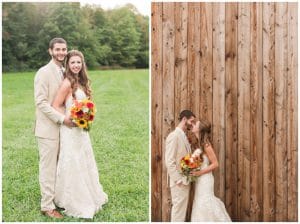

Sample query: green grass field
[2,69,149,222]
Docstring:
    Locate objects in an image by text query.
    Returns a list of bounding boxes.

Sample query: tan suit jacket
[165,127,192,187]
[34,60,65,140]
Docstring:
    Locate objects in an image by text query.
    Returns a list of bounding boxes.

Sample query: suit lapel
[183,135,192,154]
[49,60,63,84]
[176,128,192,154]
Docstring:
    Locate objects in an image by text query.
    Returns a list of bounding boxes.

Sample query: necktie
[59,67,64,80]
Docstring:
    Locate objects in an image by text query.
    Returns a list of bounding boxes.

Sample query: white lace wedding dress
[191,148,231,222]
[54,88,108,218]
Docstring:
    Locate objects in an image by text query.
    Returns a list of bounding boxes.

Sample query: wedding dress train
[191,148,231,222]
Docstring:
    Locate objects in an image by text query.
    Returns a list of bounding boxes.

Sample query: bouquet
[180,149,202,182]
[70,99,96,131]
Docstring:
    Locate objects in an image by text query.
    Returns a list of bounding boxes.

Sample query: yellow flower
[76,119,88,129]
[71,106,80,113]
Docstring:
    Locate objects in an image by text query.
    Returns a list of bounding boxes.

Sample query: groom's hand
[63,116,76,127]
[176,180,184,187]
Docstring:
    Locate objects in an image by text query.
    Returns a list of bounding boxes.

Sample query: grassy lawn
[2,69,149,222]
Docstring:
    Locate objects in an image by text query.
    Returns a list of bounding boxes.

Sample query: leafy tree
[107,6,141,66]
[134,13,149,68]
[3,3,32,71]
[2,2,149,72]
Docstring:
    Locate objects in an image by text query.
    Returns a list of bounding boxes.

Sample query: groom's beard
[186,122,193,131]
[52,54,65,63]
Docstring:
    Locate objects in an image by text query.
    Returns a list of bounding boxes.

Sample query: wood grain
[250,2,263,221]
[212,2,226,202]
[274,2,288,221]
[237,2,251,220]
[151,2,163,221]
[225,2,238,221]
[262,2,276,222]
[287,2,298,222]
[151,2,298,221]
[162,2,175,221]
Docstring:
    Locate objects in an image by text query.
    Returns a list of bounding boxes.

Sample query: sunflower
[76,119,88,129]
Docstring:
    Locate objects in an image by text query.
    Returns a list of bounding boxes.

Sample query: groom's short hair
[49,37,67,49]
[179,110,195,121]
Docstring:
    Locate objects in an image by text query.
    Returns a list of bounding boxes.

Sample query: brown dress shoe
[41,209,63,219]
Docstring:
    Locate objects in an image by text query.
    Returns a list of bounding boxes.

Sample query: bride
[52,50,108,218]
[190,119,231,222]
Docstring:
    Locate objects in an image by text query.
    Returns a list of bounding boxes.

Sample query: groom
[34,37,74,218]
[165,110,196,222]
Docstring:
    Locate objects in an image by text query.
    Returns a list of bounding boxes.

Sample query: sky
[80,0,150,16]
[1,0,150,16]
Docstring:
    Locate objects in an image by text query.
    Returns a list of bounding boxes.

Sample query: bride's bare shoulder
[61,78,71,87]
[203,143,215,153]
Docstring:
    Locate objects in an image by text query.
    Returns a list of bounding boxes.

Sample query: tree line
[3,2,149,72]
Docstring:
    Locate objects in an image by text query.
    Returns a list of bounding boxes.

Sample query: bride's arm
[52,79,75,127]
[52,79,71,114]
[190,144,219,176]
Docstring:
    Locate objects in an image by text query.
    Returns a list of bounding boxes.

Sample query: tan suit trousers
[37,137,59,211]
[170,183,190,222]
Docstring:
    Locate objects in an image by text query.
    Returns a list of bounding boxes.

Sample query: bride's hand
[190,170,202,177]
[63,116,77,127]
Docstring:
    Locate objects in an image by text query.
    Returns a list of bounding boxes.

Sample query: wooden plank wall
[151,2,298,222]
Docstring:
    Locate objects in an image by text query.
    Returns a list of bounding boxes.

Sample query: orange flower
[71,110,76,117]
[75,101,83,109]
[189,162,199,169]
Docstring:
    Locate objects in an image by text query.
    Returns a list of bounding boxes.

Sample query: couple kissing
[165,110,231,222]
